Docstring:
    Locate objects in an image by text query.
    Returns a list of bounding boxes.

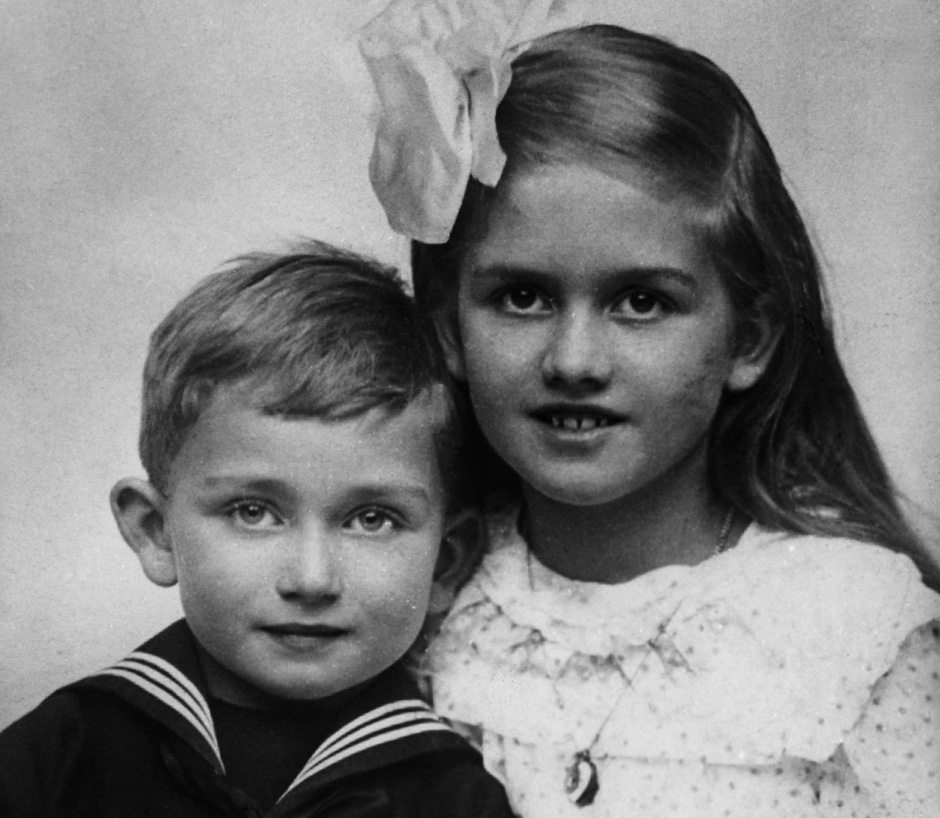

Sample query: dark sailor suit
[0,620,514,817]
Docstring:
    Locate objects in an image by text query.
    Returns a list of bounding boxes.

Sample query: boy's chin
[195,643,372,709]
[209,676,368,710]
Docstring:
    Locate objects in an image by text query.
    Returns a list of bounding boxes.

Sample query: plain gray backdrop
[2,0,938,728]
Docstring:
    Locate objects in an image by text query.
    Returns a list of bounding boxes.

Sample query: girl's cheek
[465,341,520,384]
[676,360,732,419]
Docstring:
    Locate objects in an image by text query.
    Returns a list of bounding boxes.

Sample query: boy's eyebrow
[200,476,433,504]
[200,476,289,493]
[346,483,434,504]
[468,263,700,291]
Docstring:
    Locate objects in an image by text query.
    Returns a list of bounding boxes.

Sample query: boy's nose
[540,310,613,388]
[275,530,342,601]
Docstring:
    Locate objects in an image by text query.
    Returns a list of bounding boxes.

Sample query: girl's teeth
[550,416,609,430]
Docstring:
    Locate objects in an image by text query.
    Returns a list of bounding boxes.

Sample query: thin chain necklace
[561,505,737,807]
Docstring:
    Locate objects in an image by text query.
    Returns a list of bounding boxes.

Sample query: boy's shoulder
[1,618,472,782]
[0,618,203,752]
[0,619,240,818]
[0,619,514,817]
[0,655,196,816]
[19,618,226,772]
[0,682,91,759]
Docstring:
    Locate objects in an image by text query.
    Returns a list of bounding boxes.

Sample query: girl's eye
[345,508,398,536]
[228,501,282,529]
[613,290,670,320]
[498,287,551,315]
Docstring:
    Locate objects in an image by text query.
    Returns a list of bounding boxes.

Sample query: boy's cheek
[370,582,434,629]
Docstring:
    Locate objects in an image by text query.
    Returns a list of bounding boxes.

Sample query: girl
[365,13,940,818]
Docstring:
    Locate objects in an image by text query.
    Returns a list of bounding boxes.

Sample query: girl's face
[451,163,764,509]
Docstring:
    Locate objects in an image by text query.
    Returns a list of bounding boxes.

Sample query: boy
[0,242,514,817]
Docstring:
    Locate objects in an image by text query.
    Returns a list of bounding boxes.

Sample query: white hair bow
[360,0,586,244]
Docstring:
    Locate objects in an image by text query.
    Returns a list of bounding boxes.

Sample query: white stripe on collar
[96,651,223,768]
[283,699,452,794]
[95,657,453,794]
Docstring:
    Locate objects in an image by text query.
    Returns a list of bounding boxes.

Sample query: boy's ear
[726,310,782,392]
[110,478,178,588]
[435,310,467,382]
[428,509,484,615]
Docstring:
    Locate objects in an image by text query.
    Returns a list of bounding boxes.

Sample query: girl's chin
[522,476,636,509]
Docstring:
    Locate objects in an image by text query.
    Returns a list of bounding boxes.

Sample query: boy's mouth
[263,623,347,638]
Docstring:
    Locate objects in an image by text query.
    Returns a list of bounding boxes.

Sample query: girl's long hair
[412,24,940,589]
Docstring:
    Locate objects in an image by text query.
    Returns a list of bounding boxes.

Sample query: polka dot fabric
[843,620,940,814]
[429,508,940,818]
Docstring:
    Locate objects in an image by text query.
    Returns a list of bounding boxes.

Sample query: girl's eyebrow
[626,266,700,293]
[469,263,700,292]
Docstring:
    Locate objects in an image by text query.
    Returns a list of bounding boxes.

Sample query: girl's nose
[275,530,342,601]
[540,310,613,388]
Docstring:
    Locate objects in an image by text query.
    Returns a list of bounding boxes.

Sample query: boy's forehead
[168,383,448,497]
[218,377,449,428]
[400,383,450,431]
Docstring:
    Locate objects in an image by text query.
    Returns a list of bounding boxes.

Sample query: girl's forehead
[507,154,690,205]
[460,163,712,276]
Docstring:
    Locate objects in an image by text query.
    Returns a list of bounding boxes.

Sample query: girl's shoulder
[430,510,940,761]
[697,526,940,756]
[717,524,940,644]
[470,508,940,653]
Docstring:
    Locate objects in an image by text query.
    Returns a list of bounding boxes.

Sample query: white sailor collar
[73,620,466,802]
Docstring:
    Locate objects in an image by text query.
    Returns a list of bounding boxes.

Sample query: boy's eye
[497,287,551,315]
[344,508,398,536]
[613,289,670,320]
[228,501,282,529]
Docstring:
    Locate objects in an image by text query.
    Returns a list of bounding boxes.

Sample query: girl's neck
[521,475,736,584]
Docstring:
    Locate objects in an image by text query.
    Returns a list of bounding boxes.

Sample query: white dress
[429,507,940,818]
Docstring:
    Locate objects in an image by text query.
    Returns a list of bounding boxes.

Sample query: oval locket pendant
[565,750,599,807]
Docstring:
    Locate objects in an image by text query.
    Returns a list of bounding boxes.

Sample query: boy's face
[157,386,449,707]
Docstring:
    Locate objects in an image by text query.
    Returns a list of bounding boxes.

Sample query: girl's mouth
[548,415,610,431]
[532,406,624,431]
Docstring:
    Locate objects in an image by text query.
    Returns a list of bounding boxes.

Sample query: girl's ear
[428,509,484,615]
[110,478,178,588]
[726,311,782,392]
